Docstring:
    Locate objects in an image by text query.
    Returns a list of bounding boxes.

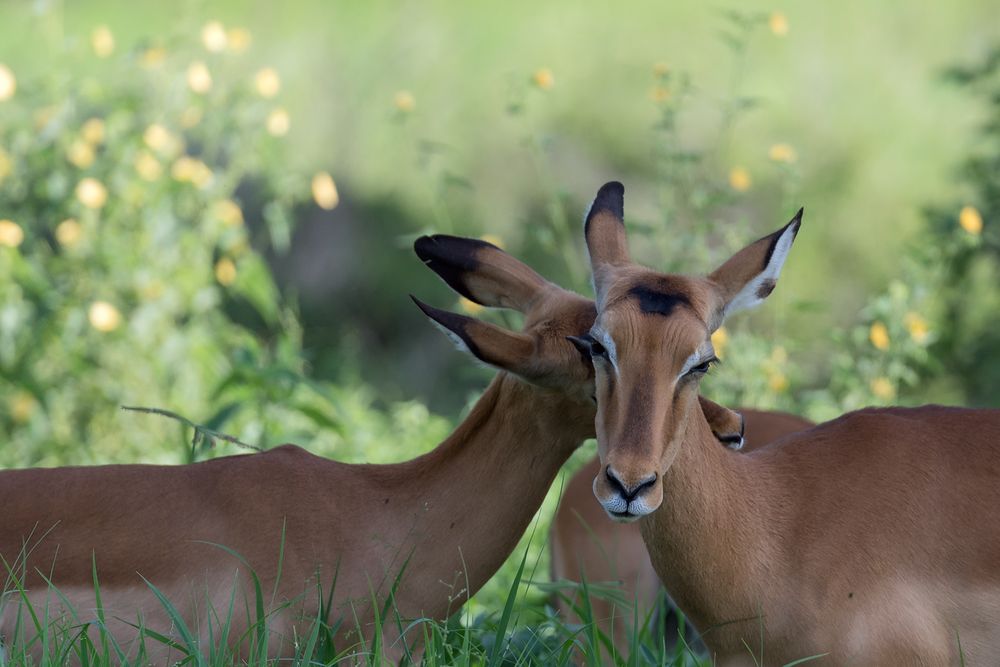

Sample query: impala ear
[584,182,630,288]
[707,209,803,324]
[410,296,535,373]
[698,396,746,451]
[414,235,548,312]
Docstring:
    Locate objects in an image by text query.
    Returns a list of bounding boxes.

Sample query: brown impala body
[550,410,812,655]
[0,233,745,662]
[578,181,1000,666]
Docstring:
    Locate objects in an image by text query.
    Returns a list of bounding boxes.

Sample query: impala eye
[687,356,718,376]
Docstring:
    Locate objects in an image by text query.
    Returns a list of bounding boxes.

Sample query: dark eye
[587,336,607,358]
[687,356,718,376]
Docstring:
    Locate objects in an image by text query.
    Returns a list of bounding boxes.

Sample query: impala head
[412,234,598,402]
[581,182,802,521]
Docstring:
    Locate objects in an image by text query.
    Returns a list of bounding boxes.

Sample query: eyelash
[687,356,719,376]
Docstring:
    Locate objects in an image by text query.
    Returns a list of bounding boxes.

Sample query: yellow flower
[459,297,483,315]
[139,280,164,301]
[769,12,789,36]
[55,219,82,246]
[481,234,505,249]
[134,151,162,181]
[201,21,228,52]
[869,321,890,351]
[91,25,115,58]
[650,86,670,103]
[768,371,789,393]
[959,205,983,235]
[904,312,930,344]
[393,90,416,113]
[0,219,24,247]
[81,117,106,145]
[0,63,15,101]
[768,143,797,163]
[214,257,237,285]
[711,326,729,358]
[9,391,36,423]
[652,62,670,77]
[140,46,167,68]
[213,199,244,227]
[0,147,11,183]
[227,28,252,53]
[76,178,108,209]
[67,140,95,168]
[729,167,751,192]
[266,108,290,136]
[311,171,339,210]
[187,61,212,94]
[171,156,213,188]
[143,123,177,154]
[870,377,896,401]
[255,67,281,98]
[88,301,121,332]
[532,68,554,90]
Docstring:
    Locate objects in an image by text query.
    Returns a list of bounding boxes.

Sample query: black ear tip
[413,235,436,262]
[409,294,435,318]
[791,207,804,226]
[586,181,626,225]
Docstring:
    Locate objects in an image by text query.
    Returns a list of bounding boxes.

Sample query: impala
[0,232,745,662]
[550,410,812,657]
[577,181,1000,665]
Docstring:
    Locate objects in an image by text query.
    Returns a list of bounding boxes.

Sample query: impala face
[580,182,801,521]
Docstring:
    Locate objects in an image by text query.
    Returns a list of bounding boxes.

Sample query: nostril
[605,466,658,502]
[605,466,629,498]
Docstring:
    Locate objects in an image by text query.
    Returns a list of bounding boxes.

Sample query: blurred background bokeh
[2,0,999,617]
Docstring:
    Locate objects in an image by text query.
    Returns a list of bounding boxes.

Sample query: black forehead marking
[628,285,691,317]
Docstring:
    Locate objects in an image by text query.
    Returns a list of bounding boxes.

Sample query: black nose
[605,466,657,502]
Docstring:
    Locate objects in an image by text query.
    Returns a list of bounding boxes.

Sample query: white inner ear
[723,222,798,319]
[428,318,471,354]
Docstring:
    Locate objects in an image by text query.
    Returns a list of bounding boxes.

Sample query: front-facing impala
[579,181,1000,665]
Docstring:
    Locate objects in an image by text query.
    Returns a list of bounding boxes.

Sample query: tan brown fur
[550,410,812,658]
[581,182,1000,665]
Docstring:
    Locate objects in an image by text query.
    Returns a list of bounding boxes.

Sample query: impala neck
[363,372,592,616]
[639,407,783,634]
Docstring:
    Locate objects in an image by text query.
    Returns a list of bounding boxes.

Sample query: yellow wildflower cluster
[904,312,929,344]
[311,172,339,210]
[869,322,890,351]
[870,377,895,401]
[0,219,24,247]
[215,257,237,285]
[768,143,797,163]
[143,124,182,156]
[532,68,554,90]
[91,26,115,58]
[711,327,729,358]
[255,68,281,98]
[76,178,108,209]
[393,91,416,113]
[134,152,163,181]
[88,301,121,332]
[267,108,290,136]
[959,205,983,235]
[187,61,212,94]
[0,63,16,101]
[728,167,751,192]
[212,199,244,227]
[55,219,82,246]
[9,391,36,423]
[769,12,789,36]
[171,156,214,188]
[199,21,251,54]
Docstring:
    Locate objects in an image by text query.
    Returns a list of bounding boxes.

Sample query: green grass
[0,542,718,666]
